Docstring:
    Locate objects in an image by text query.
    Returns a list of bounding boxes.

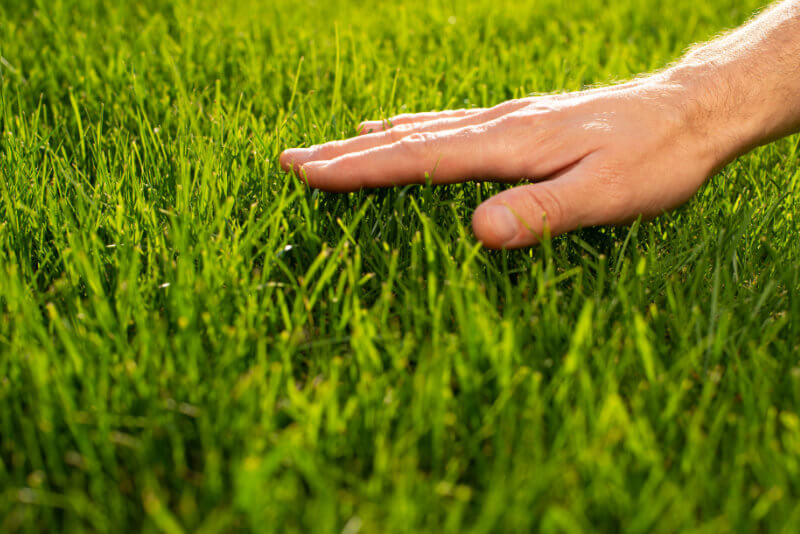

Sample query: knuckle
[496,110,532,128]
[521,185,565,229]
[305,144,324,158]
[495,110,553,144]
[329,139,347,151]
[317,140,344,158]
[399,132,438,159]
[386,124,414,143]
[510,108,552,128]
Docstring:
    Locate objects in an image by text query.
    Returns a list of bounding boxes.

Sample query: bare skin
[281,0,800,249]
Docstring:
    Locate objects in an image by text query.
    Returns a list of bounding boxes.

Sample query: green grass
[2,0,800,531]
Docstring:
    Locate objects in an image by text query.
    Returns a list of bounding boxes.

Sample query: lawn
[2,0,800,531]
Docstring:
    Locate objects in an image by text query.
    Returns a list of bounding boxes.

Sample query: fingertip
[298,160,327,188]
[279,149,292,172]
[472,203,522,249]
[280,148,309,173]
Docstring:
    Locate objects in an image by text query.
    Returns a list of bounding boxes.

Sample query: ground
[2,0,800,531]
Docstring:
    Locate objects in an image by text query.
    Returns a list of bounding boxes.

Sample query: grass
[2,0,800,531]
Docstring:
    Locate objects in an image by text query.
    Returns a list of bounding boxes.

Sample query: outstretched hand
[281,77,726,249]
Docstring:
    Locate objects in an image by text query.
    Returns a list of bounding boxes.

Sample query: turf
[2,0,800,531]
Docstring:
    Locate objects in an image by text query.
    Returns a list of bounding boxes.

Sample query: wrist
[655,63,781,169]
[656,2,800,168]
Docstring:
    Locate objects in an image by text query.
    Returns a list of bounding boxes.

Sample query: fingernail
[485,205,519,245]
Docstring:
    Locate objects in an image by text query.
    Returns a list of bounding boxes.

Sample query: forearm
[662,0,800,165]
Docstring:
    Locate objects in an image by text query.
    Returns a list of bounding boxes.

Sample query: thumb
[472,163,603,249]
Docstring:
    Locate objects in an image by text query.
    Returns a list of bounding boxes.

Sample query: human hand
[280,77,731,249]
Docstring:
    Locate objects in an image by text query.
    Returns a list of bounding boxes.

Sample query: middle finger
[280,100,530,172]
